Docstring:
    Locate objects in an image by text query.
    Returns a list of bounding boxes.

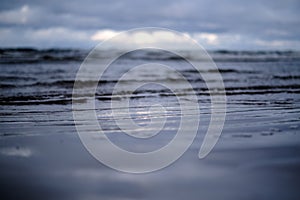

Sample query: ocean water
[0,48,300,199]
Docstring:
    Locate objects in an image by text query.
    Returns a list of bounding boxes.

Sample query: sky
[0,0,299,50]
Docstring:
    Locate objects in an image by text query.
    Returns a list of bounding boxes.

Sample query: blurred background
[0,0,299,50]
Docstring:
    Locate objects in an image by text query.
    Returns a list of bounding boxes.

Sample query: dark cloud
[0,0,299,49]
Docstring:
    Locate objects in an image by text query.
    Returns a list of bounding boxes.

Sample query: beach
[0,48,300,199]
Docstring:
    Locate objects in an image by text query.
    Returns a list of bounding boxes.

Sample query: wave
[1,83,299,105]
[1,48,300,64]
[0,48,88,64]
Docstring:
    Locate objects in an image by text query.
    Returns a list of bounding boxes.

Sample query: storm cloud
[0,0,299,49]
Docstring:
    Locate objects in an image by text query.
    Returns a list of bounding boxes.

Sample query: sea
[0,48,300,199]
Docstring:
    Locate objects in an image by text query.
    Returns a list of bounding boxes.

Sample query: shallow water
[0,49,300,199]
